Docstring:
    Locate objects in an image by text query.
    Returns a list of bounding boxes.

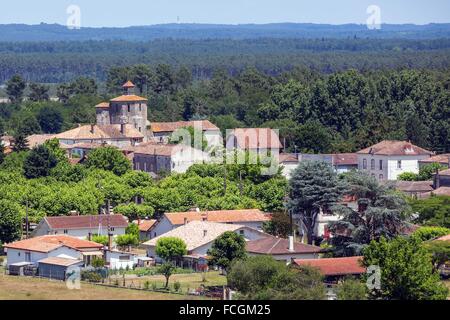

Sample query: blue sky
[1,0,449,27]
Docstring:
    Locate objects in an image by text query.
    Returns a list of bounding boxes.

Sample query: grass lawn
[0,272,209,300]
[110,271,227,292]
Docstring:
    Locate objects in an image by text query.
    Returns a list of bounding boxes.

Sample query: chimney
[201,213,208,222]
[88,232,92,241]
[108,233,113,250]
[90,124,95,134]
[120,123,125,135]
[288,236,294,252]
[184,217,188,225]
[203,230,207,237]
[434,166,441,189]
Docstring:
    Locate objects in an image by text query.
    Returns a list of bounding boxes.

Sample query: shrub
[174,281,181,292]
[81,271,102,283]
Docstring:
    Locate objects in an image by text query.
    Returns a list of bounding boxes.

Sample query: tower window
[127,104,131,112]
[371,159,375,170]
[139,104,142,112]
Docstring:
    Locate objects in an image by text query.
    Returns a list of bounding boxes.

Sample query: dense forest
[1,64,449,154]
[1,38,450,82]
[2,23,450,42]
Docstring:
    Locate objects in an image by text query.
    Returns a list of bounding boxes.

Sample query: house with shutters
[357,140,433,181]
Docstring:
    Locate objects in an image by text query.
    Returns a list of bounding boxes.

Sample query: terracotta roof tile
[228,128,283,149]
[26,134,57,149]
[279,153,299,163]
[164,209,270,225]
[395,181,434,193]
[420,187,450,198]
[131,142,186,157]
[95,102,110,108]
[357,140,433,156]
[45,215,129,230]
[436,234,450,241]
[110,95,147,102]
[332,153,358,166]
[136,219,157,232]
[122,81,135,88]
[419,154,450,165]
[38,257,83,267]
[143,221,264,251]
[294,256,366,276]
[438,169,450,176]
[4,235,103,253]
[246,237,322,255]
[55,124,143,140]
[150,120,219,133]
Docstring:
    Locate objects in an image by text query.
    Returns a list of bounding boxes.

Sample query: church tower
[96,81,149,139]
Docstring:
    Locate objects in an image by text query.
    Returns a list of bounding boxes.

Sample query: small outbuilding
[38,257,84,280]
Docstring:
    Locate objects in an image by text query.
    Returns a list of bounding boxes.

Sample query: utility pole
[25,199,29,239]
[239,170,243,196]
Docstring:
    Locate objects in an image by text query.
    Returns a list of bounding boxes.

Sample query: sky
[1,0,449,27]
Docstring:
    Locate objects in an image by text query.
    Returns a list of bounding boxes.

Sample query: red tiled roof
[246,237,322,255]
[165,209,270,225]
[45,215,128,230]
[136,219,157,232]
[228,128,283,149]
[110,95,147,102]
[357,140,433,156]
[436,234,450,242]
[293,256,366,276]
[38,257,83,267]
[122,81,135,88]
[131,142,186,157]
[56,124,144,140]
[4,235,103,253]
[395,181,434,193]
[419,154,450,165]
[279,153,298,163]
[150,120,219,133]
[95,102,110,108]
[438,169,450,176]
[332,153,358,166]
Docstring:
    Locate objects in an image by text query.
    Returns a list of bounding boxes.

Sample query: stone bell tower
[96,81,149,140]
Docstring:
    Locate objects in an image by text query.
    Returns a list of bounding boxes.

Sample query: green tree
[37,107,64,133]
[115,234,139,249]
[397,172,419,181]
[412,226,450,241]
[363,236,448,300]
[0,199,23,243]
[287,161,344,244]
[0,143,5,166]
[114,203,154,221]
[410,196,450,228]
[262,212,292,238]
[422,240,450,271]
[336,278,367,300]
[125,223,140,238]
[23,145,58,179]
[84,147,131,176]
[17,115,41,137]
[29,82,50,102]
[418,163,447,181]
[227,255,326,300]
[43,138,67,163]
[329,171,409,256]
[6,75,26,104]
[207,231,247,272]
[155,237,187,262]
[158,262,175,289]
[91,234,109,246]
[92,257,105,268]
